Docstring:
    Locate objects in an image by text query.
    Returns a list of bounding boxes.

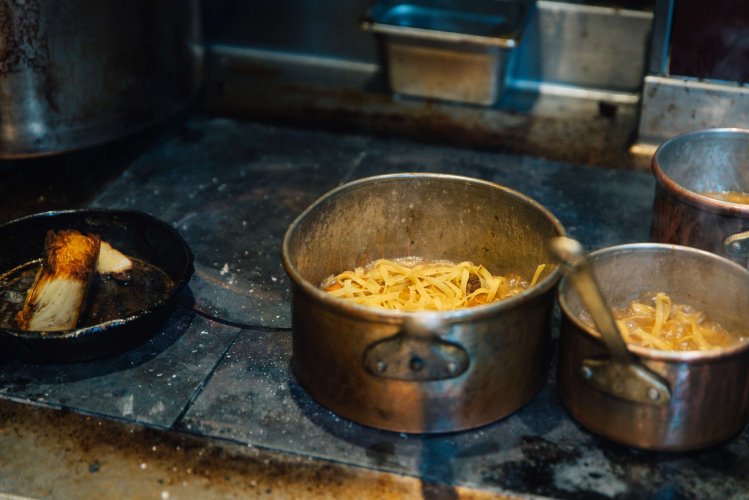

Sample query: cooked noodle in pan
[322,258,546,311]
[581,292,744,351]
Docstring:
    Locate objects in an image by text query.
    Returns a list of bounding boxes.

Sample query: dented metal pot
[281,173,564,433]
[0,0,202,158]
[557,243,749,451]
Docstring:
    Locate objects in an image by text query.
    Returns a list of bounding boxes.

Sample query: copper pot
[282,173,565,433]
[557,243,749,451]
[651,128,749,267]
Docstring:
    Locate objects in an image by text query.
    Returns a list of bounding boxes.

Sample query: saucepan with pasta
[557,242,749,451]
[282,173,565,433]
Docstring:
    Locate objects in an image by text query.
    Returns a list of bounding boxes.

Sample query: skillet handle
[362,315,470,382]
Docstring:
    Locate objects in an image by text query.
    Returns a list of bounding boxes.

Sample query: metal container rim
[361,21,518,48]
[557,242,749,362]
[651,127,749,216]
[282,172,565,324]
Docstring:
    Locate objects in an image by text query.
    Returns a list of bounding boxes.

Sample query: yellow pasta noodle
[582,292,742,351]
[321,258,546,311]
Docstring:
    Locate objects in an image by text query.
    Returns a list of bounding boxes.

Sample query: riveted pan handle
[363,314,470,382]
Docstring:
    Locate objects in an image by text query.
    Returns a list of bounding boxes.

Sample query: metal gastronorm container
[361,0,535,105]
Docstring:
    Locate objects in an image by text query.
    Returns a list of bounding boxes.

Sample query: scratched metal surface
[0,306,240,428]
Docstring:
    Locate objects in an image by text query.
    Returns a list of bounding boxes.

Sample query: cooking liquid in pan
[579,292,745,351]
[0,258,175,331]
[702,191,749,204]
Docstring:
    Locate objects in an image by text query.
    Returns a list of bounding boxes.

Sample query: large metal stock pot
[0,0,202,158]
[558,243,749,451]
[282,173,565,433]
[651,128,749,267]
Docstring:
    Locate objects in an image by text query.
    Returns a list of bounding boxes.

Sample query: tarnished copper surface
[0,398,510,499]
[651,184,749,268]
[650,128,749,268]
[557,244,749,451]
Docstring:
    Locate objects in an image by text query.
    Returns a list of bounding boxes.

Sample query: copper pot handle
[362,314,470,381]
[724,230,749,258]
[551,237,671,405]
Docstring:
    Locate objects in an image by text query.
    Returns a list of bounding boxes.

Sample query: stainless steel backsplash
[202,0,653,97]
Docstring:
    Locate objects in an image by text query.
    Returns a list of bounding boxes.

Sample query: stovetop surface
[1,116,747,498]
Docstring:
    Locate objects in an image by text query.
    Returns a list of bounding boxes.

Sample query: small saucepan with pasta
[557,242,749,451]
[282,173,565,433]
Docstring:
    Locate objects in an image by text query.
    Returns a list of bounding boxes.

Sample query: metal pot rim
[282,172,565,323]
[652,127,749,216]
[558,242,749,362]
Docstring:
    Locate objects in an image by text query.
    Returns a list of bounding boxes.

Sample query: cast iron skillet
[0,209,194,363]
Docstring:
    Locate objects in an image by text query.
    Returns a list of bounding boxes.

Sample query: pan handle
[362,314,470,382]
[724,230,749,259]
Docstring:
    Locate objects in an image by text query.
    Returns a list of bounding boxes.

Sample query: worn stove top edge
[1,397,500,500]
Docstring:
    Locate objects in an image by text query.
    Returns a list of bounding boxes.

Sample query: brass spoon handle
[550,236,671,404]
[550,237,632,364]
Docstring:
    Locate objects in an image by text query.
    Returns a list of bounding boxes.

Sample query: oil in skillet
[0,258,175,331]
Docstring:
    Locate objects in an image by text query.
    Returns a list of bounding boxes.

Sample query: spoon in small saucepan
[549,236,671,405]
